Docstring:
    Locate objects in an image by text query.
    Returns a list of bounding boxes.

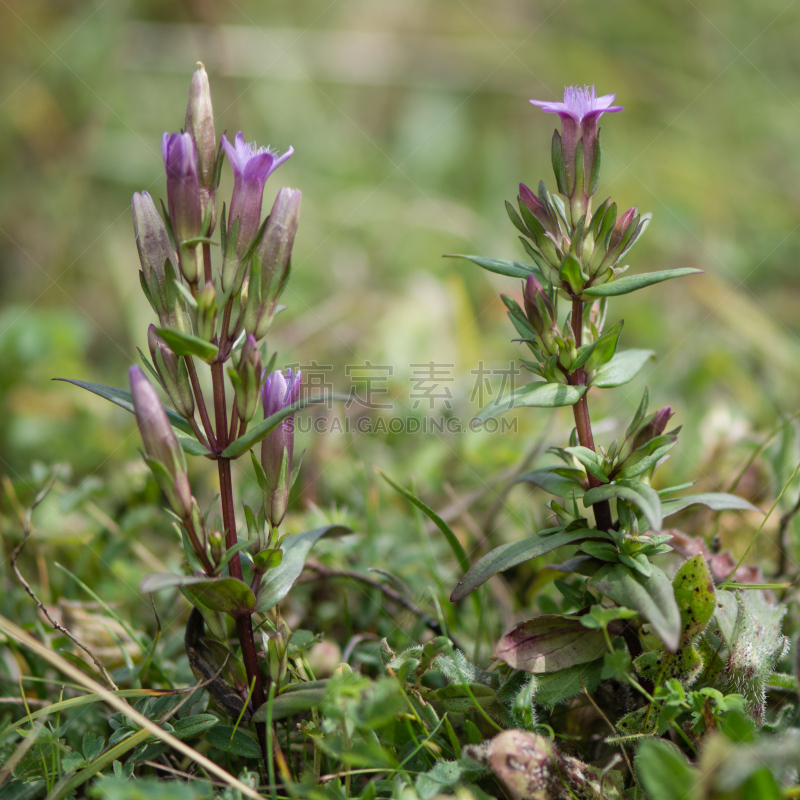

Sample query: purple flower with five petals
[222,132,294,258]
[530,86,623,124]
[530,86,623,215]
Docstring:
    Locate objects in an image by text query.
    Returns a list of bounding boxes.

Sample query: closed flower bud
[523,275,554,336]
[184,63,217,231]
[518,183,552,230]
[260,368,302,528]
[196,280,217,343]
[132,191,191,333]
[162,132,203,284]
[608,206,637,252]
[633,406,674,450]
[244,188,301,340]
[129,366,192,517]
[230,334,262,423]
[209,530,224,564]
[147,325,194,419]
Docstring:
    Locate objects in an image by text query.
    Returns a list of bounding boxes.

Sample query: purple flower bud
[260,368,302,527]
[222,132,293,260]
[162,132,203,283]
[184,63,217,230]
[523,275,554,336]
[147,325,194,419]
[530,86,622,215]
[633,407,674,450]
[129,365,192,517]
[132,191,191,333]
[608,206,637,251]
[518,183,551,228]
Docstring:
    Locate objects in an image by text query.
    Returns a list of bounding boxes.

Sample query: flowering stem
[570,297,612,532]
[185,356,216,451]
[185,513,215,575]
[203,241,269,765]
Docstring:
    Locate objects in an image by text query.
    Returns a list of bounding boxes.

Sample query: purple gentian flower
[222,132,294,257]
[260,368,302,527]
[162,132,203,283]
[530,85,623,124]
[530,86,623,212]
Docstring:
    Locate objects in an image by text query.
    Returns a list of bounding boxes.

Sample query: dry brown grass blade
[0,613,264,800]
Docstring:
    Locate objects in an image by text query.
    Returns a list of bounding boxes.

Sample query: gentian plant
[435,85,799,795]
[61,65,346,766]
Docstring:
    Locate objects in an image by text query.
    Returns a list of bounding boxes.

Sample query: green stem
[569,297,612,531]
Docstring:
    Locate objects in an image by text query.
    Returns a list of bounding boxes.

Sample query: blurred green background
[2,0,800,623]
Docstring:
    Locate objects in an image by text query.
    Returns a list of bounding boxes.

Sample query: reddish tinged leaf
[494,615,607,673]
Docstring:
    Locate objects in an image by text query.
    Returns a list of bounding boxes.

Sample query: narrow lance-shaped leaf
[582,268,703,297]
[254,525,351,613]
[140,574,255,616]
[378,469,470,576]
[222,393,351,457]
[443,254,545,281]
[591,562,681,652]
[56,379,194,436]
[583,479,663,531]
[474,382,586,423]
[591,349,655,389]
[661,492,762,518]
[155,327,219,362]
[451,527,611,602]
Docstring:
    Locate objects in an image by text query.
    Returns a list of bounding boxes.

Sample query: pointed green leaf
[661,492,762,517]
[583,479,663,531]
[155,328,219,362]
[443,254,544,280]
[591,349,655,388]
[254,525,350,613]
[56,379,193,435]
[205,725,261,759]
[582,268,703,297]
[450,527,610,602]
[378,470,469,575]
[177,435,212,457]
[222,394,351,457]
[514,468,585,497]
[563,446,609,484]
[251,684,329,723]
[474,382,586,423]
[591,562,681,652]
[140,574,255,616]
